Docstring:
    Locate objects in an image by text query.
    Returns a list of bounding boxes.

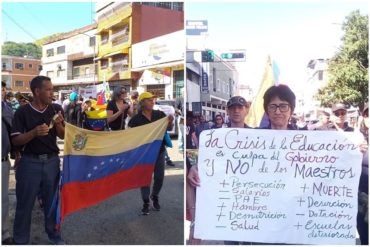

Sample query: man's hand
[33,123,49,137]
[54,111,64,126]
[187,165,200,187]
[359,140,368,154]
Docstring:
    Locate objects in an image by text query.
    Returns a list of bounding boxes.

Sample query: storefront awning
[131,61,183,72]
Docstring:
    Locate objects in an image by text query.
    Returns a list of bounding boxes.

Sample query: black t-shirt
[11,103,63,155]
[128,110,167,152]
[107,100,129,130]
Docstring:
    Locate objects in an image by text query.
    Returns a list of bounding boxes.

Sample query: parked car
[154,99,178,136]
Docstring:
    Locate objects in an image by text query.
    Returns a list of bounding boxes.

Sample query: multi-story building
[95,2,183,91]
[40,23,97,90]
[296,58,330,116]
[186,51,238,120]
[1,55,41,93]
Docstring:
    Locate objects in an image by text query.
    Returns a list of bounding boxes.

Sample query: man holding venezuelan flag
[128,92,174,215]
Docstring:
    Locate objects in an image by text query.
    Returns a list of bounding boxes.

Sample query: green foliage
[35,33,64,46]
[1,41,42,59]
[316,10,368,110]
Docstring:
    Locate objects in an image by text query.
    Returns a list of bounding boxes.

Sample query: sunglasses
[334,111,346,117]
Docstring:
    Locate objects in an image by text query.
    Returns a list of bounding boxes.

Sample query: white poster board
[194,128,363,245]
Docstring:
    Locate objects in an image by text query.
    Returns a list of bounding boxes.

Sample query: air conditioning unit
[57,64,62,70]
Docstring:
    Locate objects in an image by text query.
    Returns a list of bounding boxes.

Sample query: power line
[2,9,38,41]
[19,2,49,34]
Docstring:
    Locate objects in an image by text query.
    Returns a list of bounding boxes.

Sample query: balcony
[68,73,96,80]
[112,35,129,47]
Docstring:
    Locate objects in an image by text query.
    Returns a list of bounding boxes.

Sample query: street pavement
[7,137,184,245]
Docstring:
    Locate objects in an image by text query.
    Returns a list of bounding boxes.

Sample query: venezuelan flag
[245,56,280,128]
[60,117,168,224]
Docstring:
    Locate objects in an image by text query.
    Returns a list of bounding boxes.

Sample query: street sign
[186,20,208,35]
[201,69,209,93]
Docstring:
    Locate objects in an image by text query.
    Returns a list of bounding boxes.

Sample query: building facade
[1,55,41,93]
[295,58,330,117]
[186,51,238,120]
[95,2,183,91]
[40,24,97,90]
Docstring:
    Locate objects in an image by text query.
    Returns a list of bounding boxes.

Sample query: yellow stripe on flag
[64,117,168,156]
[245,56,275,128]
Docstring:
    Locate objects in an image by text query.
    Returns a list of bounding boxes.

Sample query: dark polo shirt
[128,110,167,152]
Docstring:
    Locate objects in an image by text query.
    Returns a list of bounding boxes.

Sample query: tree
[1,41,42,59]
[316,10,368,111]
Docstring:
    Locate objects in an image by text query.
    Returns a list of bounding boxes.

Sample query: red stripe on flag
[60,164,154,223]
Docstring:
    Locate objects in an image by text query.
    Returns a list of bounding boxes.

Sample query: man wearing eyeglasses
[330,103,354,132]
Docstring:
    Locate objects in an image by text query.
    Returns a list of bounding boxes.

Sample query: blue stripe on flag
[62,140,162,183]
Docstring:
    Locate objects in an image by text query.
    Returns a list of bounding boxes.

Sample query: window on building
[85,67,90,76]
[140,2,183,11]
[2,63,7,70]
[29,64,33,69]
[15,81,23,87]
[73,67,80,78]
[172,70,184,99]
[111,54,128,72]
[15,63,24,70]
[57,46,65,54]
[101,59,108,69]
[89,36,96,47]
[57,69,66,78]
[111,24,129,46]
[46,71,54,78]
[318,70,323,81]
[47,48,54,57]
[101,32,109,44]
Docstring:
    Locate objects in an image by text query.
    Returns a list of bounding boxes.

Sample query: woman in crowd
[107,87,133,130]
[260,84,297,130]
[212,114,224,129]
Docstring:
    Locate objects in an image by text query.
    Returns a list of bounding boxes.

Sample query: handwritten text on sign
[194,129,362,245]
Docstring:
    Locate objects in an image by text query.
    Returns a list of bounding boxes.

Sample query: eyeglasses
[334,111,346,117]
[267,104,290,113]
[216,118,222,121]
[120,91,127,95]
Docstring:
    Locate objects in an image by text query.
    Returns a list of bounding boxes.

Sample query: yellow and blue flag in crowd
[58,117,168,224]
[245,56,280,127]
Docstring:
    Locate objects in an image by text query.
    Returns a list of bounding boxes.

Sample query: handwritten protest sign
[194,128,363,244]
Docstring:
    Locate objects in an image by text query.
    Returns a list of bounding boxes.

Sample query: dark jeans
[141,150,165,202]
[13,155,61,244]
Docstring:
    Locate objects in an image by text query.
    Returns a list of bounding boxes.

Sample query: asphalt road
[7,137,184,245]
